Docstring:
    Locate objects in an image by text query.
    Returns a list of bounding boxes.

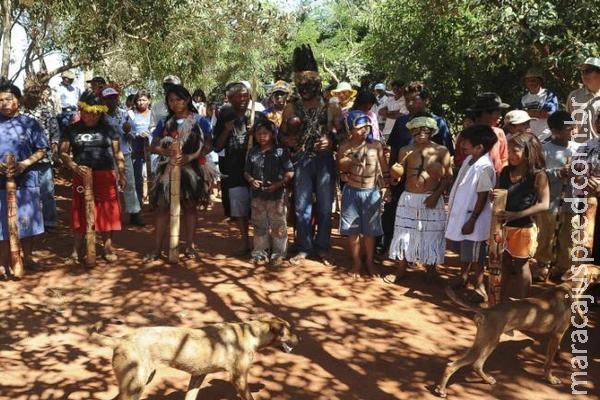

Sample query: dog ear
[269,320,286,337]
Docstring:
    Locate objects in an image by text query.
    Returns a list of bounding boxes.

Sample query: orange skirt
[503,226,538,259]
[71,170,121,233]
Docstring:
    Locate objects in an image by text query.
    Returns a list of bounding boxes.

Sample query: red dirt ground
[0,177,598,400]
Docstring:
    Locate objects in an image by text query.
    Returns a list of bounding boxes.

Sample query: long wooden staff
[5,153,24,278]
[83,168,96,267]
[168,137,181,263]
[143,137,152,203]
[487,188,507,306]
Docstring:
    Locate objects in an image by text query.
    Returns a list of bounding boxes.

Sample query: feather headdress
[292,44,320,85]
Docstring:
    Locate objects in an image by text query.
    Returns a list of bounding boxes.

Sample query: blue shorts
[340,185,383,236]
[447,239,488,263]
[0,186,44,240]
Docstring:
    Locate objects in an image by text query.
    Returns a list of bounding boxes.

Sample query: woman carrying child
[145,84,215,260]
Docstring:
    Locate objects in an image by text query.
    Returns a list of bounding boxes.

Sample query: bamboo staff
[83,168,96,267]
[168,138,182,263]
[4,153,24,278]
[487,188,507,306]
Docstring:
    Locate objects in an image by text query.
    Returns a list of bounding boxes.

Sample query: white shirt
[56,83,81,109]
[446,154,496,242]
[381,96,408,137]
[521,89,552,140]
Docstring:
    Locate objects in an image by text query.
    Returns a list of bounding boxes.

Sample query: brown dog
[89,315,299,400]
[434,264,600,398]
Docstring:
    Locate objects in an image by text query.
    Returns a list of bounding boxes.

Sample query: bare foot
[365,262,379,278]
[349,265,362,279]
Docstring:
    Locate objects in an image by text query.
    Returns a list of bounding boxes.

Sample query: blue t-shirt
[0,114,49,188]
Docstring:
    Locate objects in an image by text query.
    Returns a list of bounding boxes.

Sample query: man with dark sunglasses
[567,57,600,142]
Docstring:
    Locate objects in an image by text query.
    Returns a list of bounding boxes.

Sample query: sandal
[317,253,333,267]
[289,253,307,266]
[64,254,80,265]
[142,252,161,262]
[103,252,118,262]
[270,256,284,267]
[251,255,268,266]
[184,247,199,259]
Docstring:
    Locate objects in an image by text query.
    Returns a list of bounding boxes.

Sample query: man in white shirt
[567,57,600,142]
[372,83,388,132]
[379,80,408,140]
[56,70,81,133]
[519,68,558,141]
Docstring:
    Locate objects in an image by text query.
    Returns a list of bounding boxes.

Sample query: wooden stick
[487,188,507,306]
[5,153,24,278]
[143,139,152,204]
[168,139,181,263]
[83,168,96,267]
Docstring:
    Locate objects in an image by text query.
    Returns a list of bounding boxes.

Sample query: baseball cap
[87,76,107,84]
[270,80,290,95]
[374,83,386,91]
[101,87,119,97]
[580,57,600,70]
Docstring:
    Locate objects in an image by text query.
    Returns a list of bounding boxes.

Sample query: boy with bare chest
[337,111,389,277]
[388,116,452,281]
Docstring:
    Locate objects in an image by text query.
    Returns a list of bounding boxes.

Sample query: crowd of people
[1,49,600,305]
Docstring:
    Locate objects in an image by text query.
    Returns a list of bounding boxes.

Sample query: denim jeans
[293,152,335,255]
[57,111,75,134]
[132,155,145,206]
[37,162,57,228]
[122,153,140,214]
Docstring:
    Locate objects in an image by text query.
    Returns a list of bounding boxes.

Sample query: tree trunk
[1,0,12,79]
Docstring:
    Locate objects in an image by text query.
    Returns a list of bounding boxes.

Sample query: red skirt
[71,170,122,233]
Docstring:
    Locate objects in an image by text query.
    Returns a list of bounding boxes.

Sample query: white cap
[504,110,534,125]
[101,87,119,97]
[374,83,386,91]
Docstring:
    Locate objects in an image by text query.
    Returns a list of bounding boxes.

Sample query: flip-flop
[142,252,160,262]
[184,247,199,260]
[289,254,307,266]
[103,253,118,262]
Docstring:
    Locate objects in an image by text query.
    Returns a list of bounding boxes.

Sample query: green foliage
[365,0,600,128]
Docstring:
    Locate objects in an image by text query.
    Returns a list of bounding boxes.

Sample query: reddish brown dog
[435,265,600,398]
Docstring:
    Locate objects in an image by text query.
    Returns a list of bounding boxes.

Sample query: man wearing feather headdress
[280,44,342,266]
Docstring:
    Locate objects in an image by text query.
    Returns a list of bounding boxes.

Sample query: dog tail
[445,286,483,315]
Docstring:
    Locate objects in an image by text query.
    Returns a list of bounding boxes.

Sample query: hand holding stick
[4,153,24,278]
[82,167,96,267]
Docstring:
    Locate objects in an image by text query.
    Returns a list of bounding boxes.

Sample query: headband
[78,101,108,114]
